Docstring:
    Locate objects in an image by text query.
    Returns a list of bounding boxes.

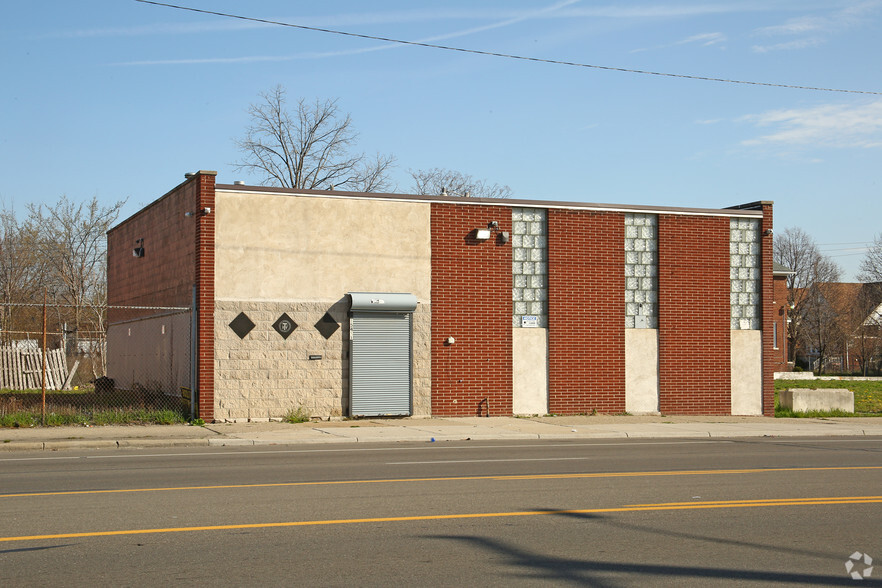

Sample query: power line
[819,241,876,246]
[134,0,882,96]
[827,252,870,258]
[822,247,870,253]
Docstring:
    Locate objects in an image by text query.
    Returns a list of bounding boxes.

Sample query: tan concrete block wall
[214,300,430,420]
[411,306,432,416]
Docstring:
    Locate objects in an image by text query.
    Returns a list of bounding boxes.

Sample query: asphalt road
[2,437,881,586]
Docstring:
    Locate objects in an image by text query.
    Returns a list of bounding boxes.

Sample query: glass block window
[512,208,547,327]
[730,218,761,330]
[624,214,658,329]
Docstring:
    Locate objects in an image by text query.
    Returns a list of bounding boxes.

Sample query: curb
[0,439,212,452]
[0,442,45,452]
[1,428,881,453]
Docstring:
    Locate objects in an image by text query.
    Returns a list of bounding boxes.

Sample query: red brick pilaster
[760,202,775,416]
[547,210,625,414]
[194,172,216,421]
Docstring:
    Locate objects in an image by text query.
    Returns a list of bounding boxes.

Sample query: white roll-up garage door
[348,293,417,417]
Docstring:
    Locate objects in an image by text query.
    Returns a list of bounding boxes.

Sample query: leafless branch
[859,234,882,284]
[409,167,512,198]
[233,86,395,191]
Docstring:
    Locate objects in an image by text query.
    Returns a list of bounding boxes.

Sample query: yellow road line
[2,496,881,543]
[627,495,882,507]
[3,465,881,499]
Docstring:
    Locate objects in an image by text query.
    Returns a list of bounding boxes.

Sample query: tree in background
[409,168,512,198]
[234,86,395,192]
[774,227,842,369]
[858,233,882,284]
[27,196,125,371]
[850,233,882,375]
[844,283,882,376]
[0,207,45,344]
[800,280,845,374]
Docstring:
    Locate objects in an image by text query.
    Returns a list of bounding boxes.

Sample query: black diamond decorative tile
[272,313,298,339]
[229,312,256,339]
[315,312,340,340]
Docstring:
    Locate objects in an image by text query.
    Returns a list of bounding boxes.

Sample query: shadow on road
[425,508,875,586]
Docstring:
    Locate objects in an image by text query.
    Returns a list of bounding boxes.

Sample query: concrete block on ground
[779,389,854,413]
[775,372,816,380]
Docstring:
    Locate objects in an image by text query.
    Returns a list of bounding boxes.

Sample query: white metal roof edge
[215,187,765,218]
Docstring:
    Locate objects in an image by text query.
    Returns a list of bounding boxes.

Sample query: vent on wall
[132,238,145,258]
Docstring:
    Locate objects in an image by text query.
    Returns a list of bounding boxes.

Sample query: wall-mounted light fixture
[132,238,145,258]
[184,207,211,217]
[763,228,773,236]
[477,221,509,244]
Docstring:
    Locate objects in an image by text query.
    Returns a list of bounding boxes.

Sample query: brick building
[772,262,795,373]
[106,171,775,421]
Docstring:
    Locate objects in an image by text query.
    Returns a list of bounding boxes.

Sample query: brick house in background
[106,171,775,421]
[795,281,882,374]
[772,261,795,373]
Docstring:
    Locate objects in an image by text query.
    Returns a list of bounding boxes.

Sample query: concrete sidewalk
[2,415,882,452]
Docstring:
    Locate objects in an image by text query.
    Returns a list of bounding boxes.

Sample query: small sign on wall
[521,315,539,328]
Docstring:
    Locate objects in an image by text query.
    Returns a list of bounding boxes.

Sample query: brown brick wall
[547,210,626,414]
[106,171,216,420]
[657,214,731,414]
[107,181,199,311]
[430,203,512,416]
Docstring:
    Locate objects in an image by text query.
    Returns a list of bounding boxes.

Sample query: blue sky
[2,1,880,279]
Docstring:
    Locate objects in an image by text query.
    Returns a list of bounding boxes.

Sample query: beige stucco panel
[731,329,762,415]
[512,328,548,415]
[215,192,431,302]
[625,329,659,414]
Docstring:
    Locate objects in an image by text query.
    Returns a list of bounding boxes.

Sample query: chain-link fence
[0,303,193,425]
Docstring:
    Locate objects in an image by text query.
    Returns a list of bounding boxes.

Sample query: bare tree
[843,283,882,376]
[774,227,842,368]
[858,233,882,283]
[800,279,845,374]
[233,86,395,192]
[409,167,512,198]
[27,196,125,357]
[0,207,45,344]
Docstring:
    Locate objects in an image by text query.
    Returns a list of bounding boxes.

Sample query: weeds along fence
[0,302,193,423]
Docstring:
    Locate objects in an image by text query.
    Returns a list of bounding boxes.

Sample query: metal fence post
[41,291,47,426]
